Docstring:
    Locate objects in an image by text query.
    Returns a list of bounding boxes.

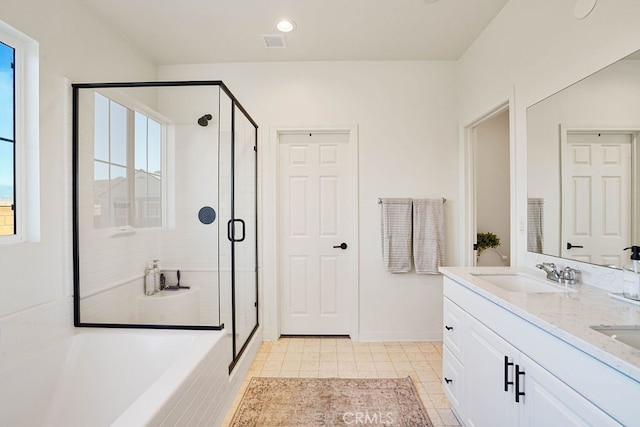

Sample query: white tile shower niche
[72,81,258,367]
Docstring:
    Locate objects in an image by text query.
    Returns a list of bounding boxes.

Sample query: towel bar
[377,197,446,204]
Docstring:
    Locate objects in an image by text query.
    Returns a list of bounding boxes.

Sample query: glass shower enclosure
[72,81,258,367]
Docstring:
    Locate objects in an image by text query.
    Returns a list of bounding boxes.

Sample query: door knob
[333,243,348,250]
[566,242,584,250]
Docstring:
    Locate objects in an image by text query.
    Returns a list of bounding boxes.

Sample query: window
[0,41,15,236]
[0,21,39,245]
[93,93,163,229]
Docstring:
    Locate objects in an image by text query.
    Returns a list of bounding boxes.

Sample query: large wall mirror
[527,51,640,268]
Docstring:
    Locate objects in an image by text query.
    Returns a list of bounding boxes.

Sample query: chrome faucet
[560,266,580,285]
[536,263,580,285]
[536,262,561,282]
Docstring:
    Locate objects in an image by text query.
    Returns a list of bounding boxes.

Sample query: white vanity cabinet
[443,276,625,427]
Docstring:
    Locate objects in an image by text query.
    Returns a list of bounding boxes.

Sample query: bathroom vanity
[440,267,640,427]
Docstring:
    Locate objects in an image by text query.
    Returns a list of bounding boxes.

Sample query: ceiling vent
[262,34,286,48]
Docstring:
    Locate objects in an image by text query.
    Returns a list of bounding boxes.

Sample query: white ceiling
[80,0,509,65]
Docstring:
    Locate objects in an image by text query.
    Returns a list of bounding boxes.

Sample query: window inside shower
[92,93,163,229]
[73,81,258,368]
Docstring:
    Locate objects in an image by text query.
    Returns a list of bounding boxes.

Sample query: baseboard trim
[280,334,351,339]
[356,331,443,342]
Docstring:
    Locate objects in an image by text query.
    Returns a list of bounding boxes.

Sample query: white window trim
[0,20,39,246]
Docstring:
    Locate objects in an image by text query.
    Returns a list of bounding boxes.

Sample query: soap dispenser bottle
[144,261,155,296]
[152,259,161,294]
[623,246,640,299]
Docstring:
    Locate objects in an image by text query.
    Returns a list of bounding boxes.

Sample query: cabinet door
[518,354,622,427]
[464,316,518,427]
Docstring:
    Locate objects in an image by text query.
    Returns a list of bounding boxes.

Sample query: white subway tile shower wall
[81,270,221,325]
[78,227,162,296]
[81,279,139,323]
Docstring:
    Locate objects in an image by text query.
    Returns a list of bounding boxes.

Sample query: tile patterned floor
[222,338,461,426]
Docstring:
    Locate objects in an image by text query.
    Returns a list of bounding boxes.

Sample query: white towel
[412,199,445,274]
[527,198,544,253]
[380,198,413,273]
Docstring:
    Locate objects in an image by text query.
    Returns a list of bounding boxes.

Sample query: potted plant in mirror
[477,232,501,255]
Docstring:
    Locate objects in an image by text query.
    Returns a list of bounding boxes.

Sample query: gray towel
[413,199,445,274]
[527,198,544,253]
[380,198,413,273]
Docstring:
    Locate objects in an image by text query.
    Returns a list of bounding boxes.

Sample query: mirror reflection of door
[561,131,633,267]
[474,109,511,267]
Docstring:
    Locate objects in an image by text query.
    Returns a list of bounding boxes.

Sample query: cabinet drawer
[442,346,464,419]
[443,297,465,362]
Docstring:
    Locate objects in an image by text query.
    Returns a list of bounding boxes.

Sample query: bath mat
[229,376,433,426]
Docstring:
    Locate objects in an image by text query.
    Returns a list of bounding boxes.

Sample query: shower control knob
[333,243,348,250]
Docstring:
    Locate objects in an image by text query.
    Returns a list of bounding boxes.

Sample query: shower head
[197,114,213,127]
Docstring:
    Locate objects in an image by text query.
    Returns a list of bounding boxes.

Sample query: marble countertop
[440,266,640,383]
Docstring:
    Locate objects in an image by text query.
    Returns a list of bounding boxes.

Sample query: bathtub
[0,328,228,426]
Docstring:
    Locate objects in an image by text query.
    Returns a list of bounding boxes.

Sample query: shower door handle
[227,219,246,242]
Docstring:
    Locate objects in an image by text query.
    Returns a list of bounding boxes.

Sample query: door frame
[461,90,515,267]
[560,124,639,258]
[262,124,359,341]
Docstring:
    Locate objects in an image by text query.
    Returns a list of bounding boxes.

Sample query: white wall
[458,0,640,268]
[159,61,459,341]
[0,0,157,317]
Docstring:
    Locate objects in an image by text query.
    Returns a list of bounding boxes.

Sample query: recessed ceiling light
[277,19,296,33]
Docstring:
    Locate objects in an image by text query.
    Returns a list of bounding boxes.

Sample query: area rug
[229,376,433,426]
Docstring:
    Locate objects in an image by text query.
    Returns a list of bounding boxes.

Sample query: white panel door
[279,132,354,335]
[562,133,632,266]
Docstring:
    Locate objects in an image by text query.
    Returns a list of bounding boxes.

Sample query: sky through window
[0,41,15,202]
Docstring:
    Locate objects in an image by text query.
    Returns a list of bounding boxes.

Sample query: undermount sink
[590,325,640,350]
[470,273,574,293]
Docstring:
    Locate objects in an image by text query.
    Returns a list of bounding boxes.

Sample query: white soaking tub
[0,328,226,427]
